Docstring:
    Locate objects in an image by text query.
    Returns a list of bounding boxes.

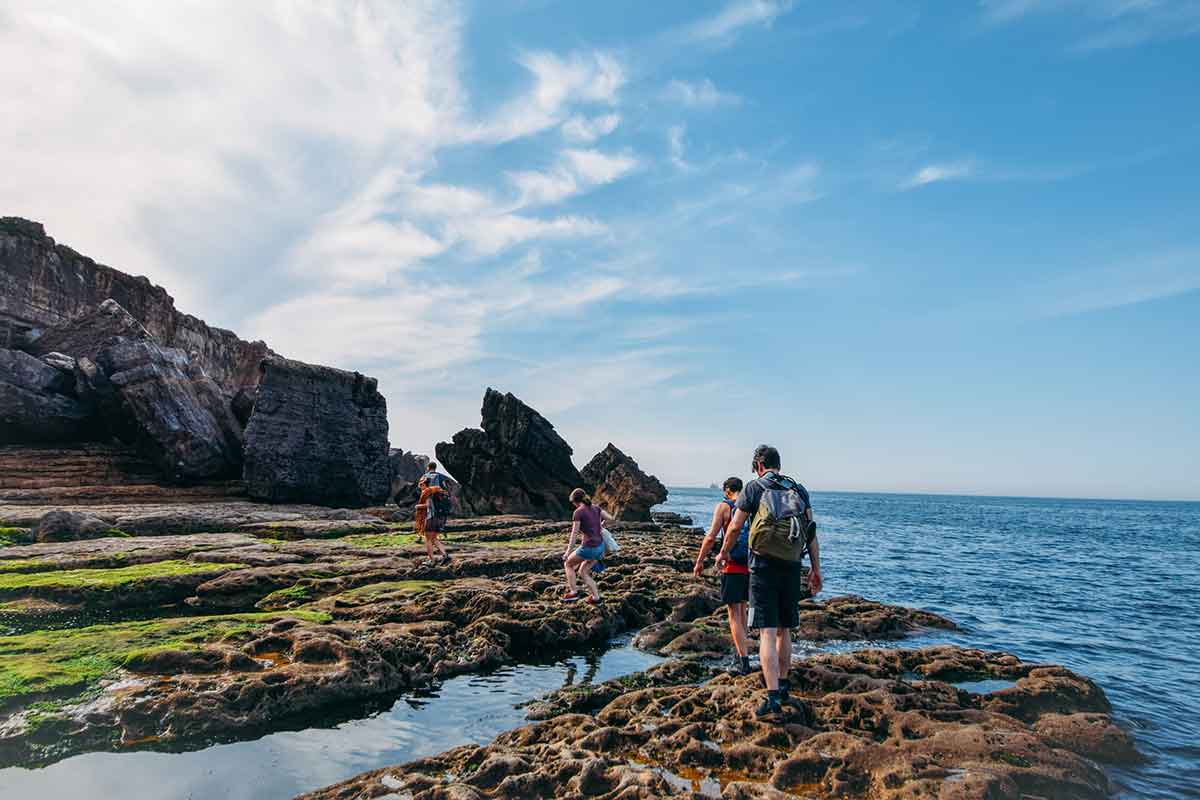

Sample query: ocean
[662,488,1200,799]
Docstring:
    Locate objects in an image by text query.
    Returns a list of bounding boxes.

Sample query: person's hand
[715,554,728,572]
[692,560,704,579]
[563,550,571,562]
[808,569,823,596]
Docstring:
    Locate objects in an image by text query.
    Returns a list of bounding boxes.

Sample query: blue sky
[2,1,1197,499]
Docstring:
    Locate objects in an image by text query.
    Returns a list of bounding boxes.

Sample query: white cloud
[561,113,621,143]
[0,0,465,313]
[475,50,625,143]
[452,214,606,257]
[667,125,692,171]
[508,148,639,207]
[662,78,741,108]
[902,161,975,189]
[681,0,794,44]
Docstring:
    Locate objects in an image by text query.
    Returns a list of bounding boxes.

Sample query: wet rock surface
[304,645,1133,800]
[243,357,391,507]
[582,443,668,521]
[437,389,585,518]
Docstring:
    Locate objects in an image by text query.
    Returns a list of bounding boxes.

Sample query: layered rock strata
[582,443,668,521]
[242,357,390,507]
[437,389,586,518]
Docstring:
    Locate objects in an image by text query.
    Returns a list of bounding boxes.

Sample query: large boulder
[25,298,155,361]
[35,510,117,543]
[435,389,585,518]
[242,357,390,507]
[0,348,93,443]
[581,443,667,521]
[95,337,244,481]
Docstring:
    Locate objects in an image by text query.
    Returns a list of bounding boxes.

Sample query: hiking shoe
[726,656,751,676]
[561,592,581,602]
[586,595,602,605]
[755,695,783,719]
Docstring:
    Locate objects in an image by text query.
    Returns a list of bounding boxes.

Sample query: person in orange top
[414,476,450,564]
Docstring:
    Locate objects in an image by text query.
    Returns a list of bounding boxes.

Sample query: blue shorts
[575,543,605,561]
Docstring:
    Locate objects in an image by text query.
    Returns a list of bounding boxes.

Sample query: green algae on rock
[0,560,245,592]
[0,611,329,705]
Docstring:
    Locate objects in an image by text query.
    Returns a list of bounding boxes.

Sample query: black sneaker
[726,655,750,676]
[755,694,783,719]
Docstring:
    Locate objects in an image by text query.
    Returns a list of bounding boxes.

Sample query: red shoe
[586,595,601,605]
[561,592,581,602]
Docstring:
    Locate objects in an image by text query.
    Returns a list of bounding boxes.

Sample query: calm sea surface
[1,490,1197,799]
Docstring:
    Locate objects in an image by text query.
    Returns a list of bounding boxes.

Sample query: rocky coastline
[0,218,1141,798]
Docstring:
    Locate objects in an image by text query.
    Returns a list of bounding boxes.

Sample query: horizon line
[661,486,1200,504]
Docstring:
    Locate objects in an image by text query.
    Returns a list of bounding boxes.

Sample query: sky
[1,0,1197,500]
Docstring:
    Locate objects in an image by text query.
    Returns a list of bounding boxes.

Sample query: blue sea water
[663,488,1200,799]
[2,491,1196,798]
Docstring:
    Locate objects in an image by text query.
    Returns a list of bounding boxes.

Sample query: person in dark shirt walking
[718,445,823,718]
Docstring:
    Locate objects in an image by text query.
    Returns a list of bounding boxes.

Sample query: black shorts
[424,515,445,533]
[719,571,749,605]
[748,555,809,630]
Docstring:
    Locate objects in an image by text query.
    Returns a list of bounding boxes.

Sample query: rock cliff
[243,357,390,507]
[436,389,585,518]
[581,443,667,521]
[0,217,272,396]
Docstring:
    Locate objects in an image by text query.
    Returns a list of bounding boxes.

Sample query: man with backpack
[718,445,822,718]
[692,477,753,675]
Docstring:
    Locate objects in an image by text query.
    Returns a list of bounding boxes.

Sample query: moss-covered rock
[0,610,329,705]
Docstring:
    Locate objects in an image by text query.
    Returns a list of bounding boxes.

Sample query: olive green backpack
[748,473,816,562]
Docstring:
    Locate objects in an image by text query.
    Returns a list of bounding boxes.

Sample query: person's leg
[728,602,749,658]
[423,533,434,560]
[579,562,600,599]
[759,627,780,690]
[432,533,448,558]
[564,554,582,595]
[776,627,791,684]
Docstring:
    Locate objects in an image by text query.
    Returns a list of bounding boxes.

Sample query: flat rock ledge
[302,646,1136,800]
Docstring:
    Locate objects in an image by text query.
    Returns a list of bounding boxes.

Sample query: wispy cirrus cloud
[661,78,742,108]
[678,0,794,45]
[901,161,975,189]
[561,113,621,143]
[979,0,1200,49]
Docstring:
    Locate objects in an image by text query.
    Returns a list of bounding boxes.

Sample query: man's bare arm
[693,502,729,576]
[717,508,749,565]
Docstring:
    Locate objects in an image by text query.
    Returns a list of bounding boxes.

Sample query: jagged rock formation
[387,448,429,500]
[436,389,585,518]
[1,218,392,502]
[0,217,272,396]
[0,348,93,442]
[242,357,390,507]
[581,442,668,521]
